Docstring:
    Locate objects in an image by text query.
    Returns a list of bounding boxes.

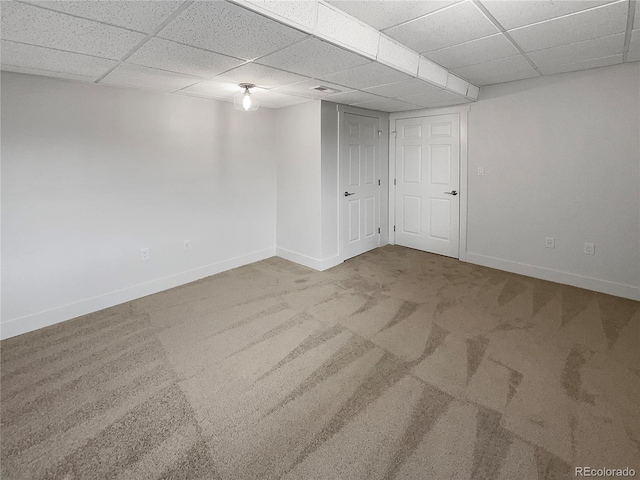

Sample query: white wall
[320,101,340,264]
[467,63,640,299]
[274,100,323,267]
[1,72,278,338]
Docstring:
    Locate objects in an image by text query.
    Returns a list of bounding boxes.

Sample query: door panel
[395,113,460,257]
[341,113,380,260]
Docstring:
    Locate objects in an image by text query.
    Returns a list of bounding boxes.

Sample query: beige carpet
[1,245,639,480]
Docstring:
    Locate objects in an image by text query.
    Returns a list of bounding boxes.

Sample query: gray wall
[1,72,278,337]
[467,62,640,298]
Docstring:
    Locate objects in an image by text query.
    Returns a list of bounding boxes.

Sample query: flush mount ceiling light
[234,83,260,111]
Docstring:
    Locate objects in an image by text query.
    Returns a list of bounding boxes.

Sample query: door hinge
[378,130,382,138]
[378,227,380,234]
[394,179,396,186]
[392,131,397,138]
[378,179,380,186]
[394,225,396,232]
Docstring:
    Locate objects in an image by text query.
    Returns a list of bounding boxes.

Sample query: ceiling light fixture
[234,83,259,111]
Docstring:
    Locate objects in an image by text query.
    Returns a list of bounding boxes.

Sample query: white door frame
[389,105,469,261]
[338,105,390,262]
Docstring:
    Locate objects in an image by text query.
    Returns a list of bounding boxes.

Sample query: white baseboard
[465,252,640,301]
[0,247,276,340]
[275,247,343,272]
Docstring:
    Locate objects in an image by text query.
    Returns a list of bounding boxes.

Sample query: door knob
[344,192,355,196]
[444,190,458,196]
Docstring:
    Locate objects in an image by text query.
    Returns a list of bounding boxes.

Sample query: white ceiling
[1,0,638,112]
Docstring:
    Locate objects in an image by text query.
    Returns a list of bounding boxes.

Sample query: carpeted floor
[1,245,639,479]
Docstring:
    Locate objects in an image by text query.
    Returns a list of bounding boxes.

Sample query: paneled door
[395,113,460,257]
[341,113,380,261]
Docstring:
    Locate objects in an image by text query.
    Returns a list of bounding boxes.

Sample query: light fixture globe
[233,83,259,111]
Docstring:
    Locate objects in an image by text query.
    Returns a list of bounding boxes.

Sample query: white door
[395,114,460,257]
[341,113,380,260]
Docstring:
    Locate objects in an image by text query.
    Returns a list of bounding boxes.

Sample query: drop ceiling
[1,0,638,111]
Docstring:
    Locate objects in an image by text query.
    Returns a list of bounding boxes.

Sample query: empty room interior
[1,0,639,478]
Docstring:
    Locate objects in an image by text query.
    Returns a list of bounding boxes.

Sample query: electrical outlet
[584,243,595,255]
[477,167,485,176]
[545,237,555,249]
[140,247,149,261]
[184,239,191,250]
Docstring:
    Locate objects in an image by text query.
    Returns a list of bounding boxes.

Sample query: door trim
[389,105,469,261]
[337,105,390,262]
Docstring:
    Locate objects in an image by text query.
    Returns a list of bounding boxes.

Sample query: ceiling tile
[326,1,458,31]
[101,64,201,93]
[453,55,539,85]
[507,1,628,52]
[377,36,420,75]
[180,79,265,100]
[320,62,411,89]
[126,38,244,78]
[418,57,448,87]
[527,33,624,67]
[256,38,369,78]
[328,90,386,105]
[480,0,615,30]
[397,88,465,106]
[352,97,419,112]
[384,1,499,54]
[27,1,183,34]
[317,4,380,57]
[1,39,118,79]
[1,64,95,82]
[157,1,308,61]
[214,63,308,90]
[252,90,311,108]
[628,30,640,62]
[273,79,351,98]
[539,54,622,74]
[446,73,469,94]
[243,0,318,31]
[0,2,145,60]
[425,34,520,69]
[363,77,451,98]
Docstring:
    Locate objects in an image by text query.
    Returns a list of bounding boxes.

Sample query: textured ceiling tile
[539,54,622,74]
[214,63,308,89]
[480,0,616,30]
[418,57,448,87]
[157,1,308,61]
[127,38,244,78]
[328,90,386,105]
[1,64,95,82]
[320,62,411,89]
[425,34,520,69]
[243,0,318,30]
[445,73,469,94]
[453,55,538,84]
[317,4,380,58]
[377,36,420,75]
[273,79,351,98]
[384,1,498,54]
[352,97,419,112]
[0,2,145,60]
[252,90,311,108]
[527,33,624,67]
[101,64,201,93]
[363,77,448,98]
[628,30,640,62]
[327,1,457,31]
[1,39,118,78]
[27,1,183,34]
[397,88,464,106]
[507,1,628,52]
[180,79,261,100]
[256,37,369,78]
